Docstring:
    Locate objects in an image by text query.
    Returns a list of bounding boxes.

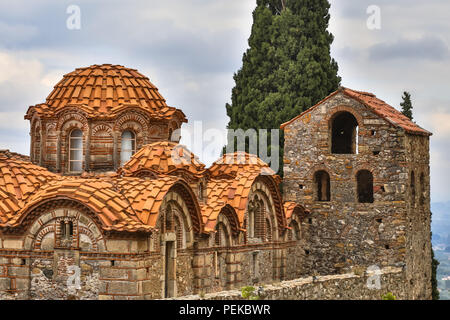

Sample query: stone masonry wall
[170,267,408,300]
[283,92,411,276]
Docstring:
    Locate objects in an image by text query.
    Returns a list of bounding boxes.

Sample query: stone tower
[281,87,432,299]
[25,64,187,175]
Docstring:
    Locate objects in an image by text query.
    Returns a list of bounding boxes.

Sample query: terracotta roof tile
[120,141,206,178]
[202,152,281,231]
[25,64,187,122]
[281,87,431,136]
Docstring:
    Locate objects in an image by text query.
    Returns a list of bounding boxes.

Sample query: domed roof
[25,64,186,121]
[120,141,206,177]
[208,152,276,179]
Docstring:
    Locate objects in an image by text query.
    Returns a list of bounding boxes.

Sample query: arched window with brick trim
[331,112,359,154]
[314,170,331,201]
[357,170,374,203]
[69,129,83,172]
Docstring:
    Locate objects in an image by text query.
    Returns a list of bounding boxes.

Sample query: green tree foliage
[432,245,440,300]
[225,0,341,175]
[400,91,413,120]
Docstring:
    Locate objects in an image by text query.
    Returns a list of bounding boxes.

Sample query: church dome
[120,141,206,177]
[25,64,186,121]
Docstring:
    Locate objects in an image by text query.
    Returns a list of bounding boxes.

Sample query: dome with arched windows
[25,64,187,175]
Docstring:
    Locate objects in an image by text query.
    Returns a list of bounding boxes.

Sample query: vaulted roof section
[119,141,206,178]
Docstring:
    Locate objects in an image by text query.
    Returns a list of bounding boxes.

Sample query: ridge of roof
[280,87,432,136]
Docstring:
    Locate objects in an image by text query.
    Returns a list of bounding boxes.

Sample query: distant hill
[432,202,450,247]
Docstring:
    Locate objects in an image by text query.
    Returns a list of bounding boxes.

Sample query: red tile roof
[281,87,431,136]
[25,64,186,122]
[203,152,282,231]
[0,149,287,234]
[119,141,206,178]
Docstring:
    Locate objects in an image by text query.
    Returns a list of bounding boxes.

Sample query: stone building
[0,65,306,300]
[0,65,432,300]
[281,87,432,299]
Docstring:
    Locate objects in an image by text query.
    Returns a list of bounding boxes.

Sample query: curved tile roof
[208,152,277,179]
[202,152,282,231]
[0,151,61,203]
[281,87,431,136]
[25,64,186,122]
[120,141,206,178]
[115,176,181,227]
[7,179,152,233]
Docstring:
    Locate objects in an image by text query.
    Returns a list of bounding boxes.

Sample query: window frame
[68,129,83,173]
[120,130,137,165]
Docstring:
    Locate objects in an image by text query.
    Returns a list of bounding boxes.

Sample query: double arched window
[69,129,83,172]
[120,131,136,165]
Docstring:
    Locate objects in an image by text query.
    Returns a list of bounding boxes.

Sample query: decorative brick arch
[56,110,89,132]
[19,198,106,251]
[114,111,150,139]
[92,124,113,136]
[325,105,364,128]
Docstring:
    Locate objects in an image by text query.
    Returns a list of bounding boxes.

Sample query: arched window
[411,171,416,205]
[288,220,301,241]
[331,112,359,154]
[314,170,330,201]
[69,129,83,172]
[357,170,374,203]
[120,130,136,165]
[34,126,41,164]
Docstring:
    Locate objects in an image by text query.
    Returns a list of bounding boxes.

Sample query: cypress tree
[225,0,340,175]
[400,91,413,120]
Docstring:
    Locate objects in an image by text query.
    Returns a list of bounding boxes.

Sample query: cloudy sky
[0,0,449,203]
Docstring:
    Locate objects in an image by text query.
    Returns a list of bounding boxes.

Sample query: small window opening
[299,184,305,190]
[411,171,416,205]
[314,170,330,201]
[419,173,425,206]
[373,151,380,156]
[376,218,382,224]
[371,130,376,136]
[111,260,115,266]
[308,218,313,225]
[385,244,390,250]
[331,112,359,154]
[357,170,374,203]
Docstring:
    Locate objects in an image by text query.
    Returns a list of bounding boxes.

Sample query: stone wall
[171,267,408,300]
[283,93,412,275]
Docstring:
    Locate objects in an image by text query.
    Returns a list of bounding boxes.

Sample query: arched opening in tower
[331,112,358,154]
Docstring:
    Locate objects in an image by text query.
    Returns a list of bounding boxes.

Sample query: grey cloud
[368,36,449,61]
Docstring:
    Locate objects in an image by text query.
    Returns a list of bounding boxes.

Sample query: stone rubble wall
[170,267,407,300]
